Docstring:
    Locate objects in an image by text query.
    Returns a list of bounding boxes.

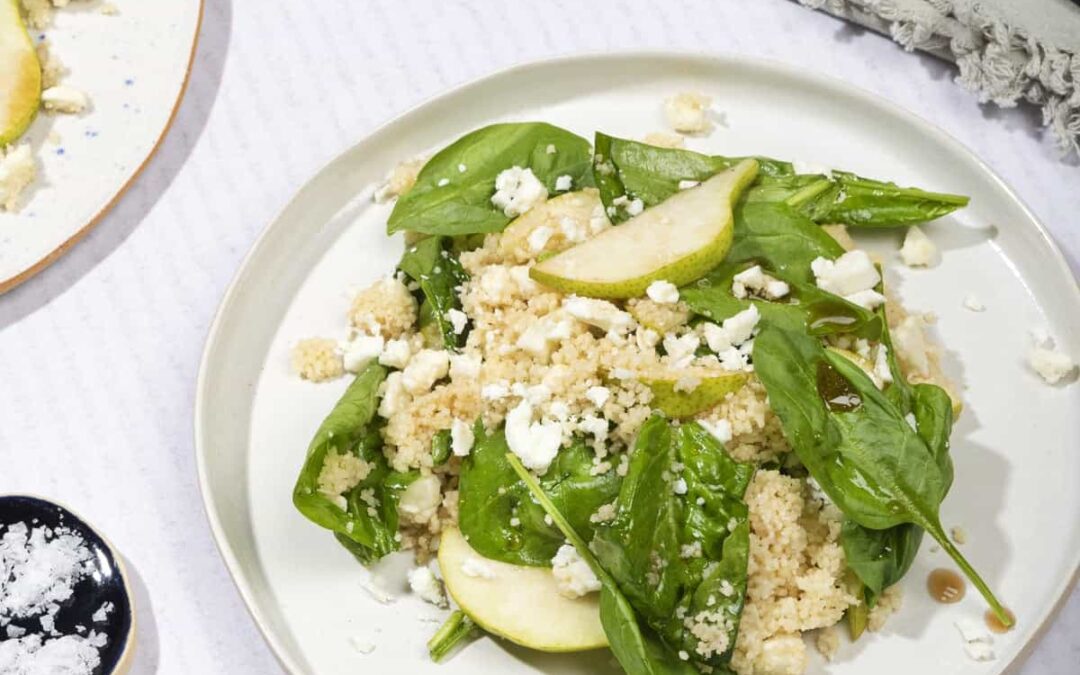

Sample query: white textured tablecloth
[0,1,1076,673]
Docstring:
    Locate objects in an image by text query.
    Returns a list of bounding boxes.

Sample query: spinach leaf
[398,236,469,351]
[427,610,478,662]
[292,363,414,563]
[727,202,844,283]
[594,133,967,227]
[753,325,1012,626]
[388,122,593,235]
[457,428,621,566]
[840,520,923,610]
[430,429,452,466]
[591,417,754,667]
[505,454,698,675]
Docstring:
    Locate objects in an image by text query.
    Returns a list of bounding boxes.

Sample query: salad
[289,116,1012,674]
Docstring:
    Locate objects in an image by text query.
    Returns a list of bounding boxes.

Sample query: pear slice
[643,367,748,418]
[499,188,604,263]
[438,527,607,652]
[530,160,759,299]
[0,0,42,146]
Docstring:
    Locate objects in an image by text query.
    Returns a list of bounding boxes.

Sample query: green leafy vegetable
[398,236,469,350]
[430,429,453,466]
[593,133,967,227]
[292,363,415,564]
[726,202,844,283]
[388,122,593,236]
[504,454,698,675]
[591,417,753,667]
[427,610,479,662]
[457,428,621,566]
[753,325,1011,626]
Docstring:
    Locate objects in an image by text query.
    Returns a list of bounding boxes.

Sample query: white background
[0,1,1076,673]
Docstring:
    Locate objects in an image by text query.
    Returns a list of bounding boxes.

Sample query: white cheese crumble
[1027,329,1077,385]
[563,296,636,336]
[398,475,442,524]
[516,313,575,359]
[791,160,834,179]
[342,333,385,373]
[702,304,760,354]
[449,353,482,381]
[41,85,89,114]
[481,381,510,400]
[678,179,700,190]
[899,225,939,267]
[460,557,497,579]
[0,144,36,212]
[378,338,413,369]
[664,92,713,134]
[505,401,562,473]
[954,618,995,661]
[554,174,573,191]
[699,418,733,444]
[491,166,548,218]
[811,251,885,310]
[585,385,611,408]
[663,333,701,369]
[551,545,601,598]
[407,566,447,607]
[673,478,688,495]
[962,294,986,312]
[873,344,893,385]
[731,265,789,300]
[377,372,409,418]
[527,224,555,253]
[446,308,468,335]
[401,350,450,394]
[450,419,475,457]
[545,144,557,154]
[646,280,680,304]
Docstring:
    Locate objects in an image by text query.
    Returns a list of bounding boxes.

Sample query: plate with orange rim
[0,0,203,294]
[194,53,1080,675]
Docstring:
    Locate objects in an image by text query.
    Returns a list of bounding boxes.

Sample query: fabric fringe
[796,0,1080,156]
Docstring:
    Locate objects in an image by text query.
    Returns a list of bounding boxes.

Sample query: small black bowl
[0,495,135,674]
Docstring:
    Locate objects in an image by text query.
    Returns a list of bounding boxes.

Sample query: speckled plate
[0,1,203,293]
[195,53,1080,675]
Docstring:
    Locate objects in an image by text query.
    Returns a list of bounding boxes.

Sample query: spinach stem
[784,178,833,208]
[427,610,476,662]
[928,523,1013,627]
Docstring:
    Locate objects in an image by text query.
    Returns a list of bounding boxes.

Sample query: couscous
[289,112,1020,673]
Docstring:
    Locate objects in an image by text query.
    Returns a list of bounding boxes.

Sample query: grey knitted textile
[795,0,1080,156]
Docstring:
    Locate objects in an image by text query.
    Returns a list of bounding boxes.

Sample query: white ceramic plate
[195,53,1080,675]
[0,0,203,293]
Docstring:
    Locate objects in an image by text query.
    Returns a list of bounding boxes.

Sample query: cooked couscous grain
[291,338,344,382]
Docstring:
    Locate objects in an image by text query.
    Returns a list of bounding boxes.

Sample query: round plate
[195,53,1080,675]
[0,1,203,293]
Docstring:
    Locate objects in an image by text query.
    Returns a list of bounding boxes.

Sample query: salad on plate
[287,107,1015,674]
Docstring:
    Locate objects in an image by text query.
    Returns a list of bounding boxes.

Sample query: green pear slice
[438,527,607,652]
[643,367,748,418]
[530,160,758,299]
[0,0,42,146]
[499,188,604,262]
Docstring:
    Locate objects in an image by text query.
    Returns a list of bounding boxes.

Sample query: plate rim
[0,0,207,295]
[193,50,1080,675]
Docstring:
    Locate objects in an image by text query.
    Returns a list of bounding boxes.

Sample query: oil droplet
[817,361,861,412]
[927,568,966,604]
[985,607,1016,634]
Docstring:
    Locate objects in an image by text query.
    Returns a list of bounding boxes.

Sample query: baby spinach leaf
[727,202,845,283]
[504,453,698,675]
[841,520,923,610]
[591,417,754,667]
[430,429,452,466]
[457,428,621,566]
[388,122,593,235]
[398,236,469,350]
[427,610,479,662]
[753,325,1011,626]
[293,363,414,563]
[593,133,967,227]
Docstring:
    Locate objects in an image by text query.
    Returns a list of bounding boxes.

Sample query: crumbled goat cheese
[646,280,680,304]
[0,144,36,212]
[899,226,939,267]
[447,308,468,335]
[545,144,557,154]
[664,92,713,134]
[731,265,789,300]
[401,350,450,394]
[449,352,482,381]
[491,166,548,217]
[378,338,413,369]
[342,333,385,373]
[791,160,834,178]
[407,566,447,607]
[699,418,732,444]
[41,85,89,114]
[811,250,880,298]
[461,557,497,579]
[377,372,410,418]
[516,313,575,359]
[954,618,995,661]
[702,305,760,353]
[481,382,510,400]
[527,225,555,253]
[563,296,635,335]
[1027,331,1077,385]
[577,414,609,440]
[892,316,932,377]
[551,545,601,598]
[673,478,688,495]
[505,401,562,473]
[399,475,443,523]
[843,289,887,311]
[678,179,700,190]
[90,602,113,624]
[962,294,986,312]
[625,198,644,216]
[755,633,806,674]
[450,419,475,457]
[585,385,611,408]
[663,333,701,369]
[554,174,573,191]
